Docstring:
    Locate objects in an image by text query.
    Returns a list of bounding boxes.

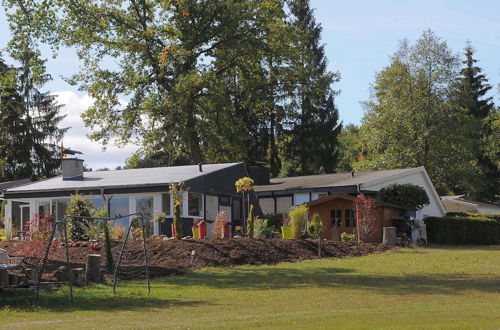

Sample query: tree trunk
[85,254,102,283]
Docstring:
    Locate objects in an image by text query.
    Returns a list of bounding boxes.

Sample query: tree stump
[85,254,101,283]
[25,268,38,284]
[382,227,397,245]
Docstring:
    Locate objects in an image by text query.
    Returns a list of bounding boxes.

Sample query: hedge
[425,216,499,245]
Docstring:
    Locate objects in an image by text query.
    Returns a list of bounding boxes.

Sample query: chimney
[62,158,84,180]
[198,163,203,172]
[351,171,355,178]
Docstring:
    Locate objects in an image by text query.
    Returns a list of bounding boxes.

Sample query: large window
[88,197,106,211]
[188,193,202,217]
[109,196,129,228]
[345,209,356,227]
[55,199,70,221]
[233,198,242,220]
[162,193,171,215]
[294,193,310,205]
[136,196,154,233]
[38,201,50,216]
[330,209,342,227]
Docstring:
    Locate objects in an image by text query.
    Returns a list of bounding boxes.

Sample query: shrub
[0,228,8,241]
[213,212,227,238]
[18,214,59,266]
[354,194,377,243]
[378,183,430,211]
[66,193,93,241]
[264,213,285,231]
[111,225,126,240]
[254,217,272,238]
[247,204,255,238]
[340,232,356,242]
[307,213,324,239]
[289,205,308,238]
[425,216,499,245]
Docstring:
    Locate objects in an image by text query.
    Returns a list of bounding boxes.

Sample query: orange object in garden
[223,222,231,238]
[171,223,176,238]
[198,221,207,239]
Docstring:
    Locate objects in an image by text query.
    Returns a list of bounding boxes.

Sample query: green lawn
[2,246,500,329]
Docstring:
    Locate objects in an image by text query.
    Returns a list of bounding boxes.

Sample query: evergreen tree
[0,49,67,181]
[454,43,498,201]
[283,0,341,176]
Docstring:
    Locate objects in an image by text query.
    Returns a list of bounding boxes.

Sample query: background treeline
[1,1,499,202]
[337,30,499,202]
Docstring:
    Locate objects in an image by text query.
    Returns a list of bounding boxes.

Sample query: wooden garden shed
[307,193,406,243]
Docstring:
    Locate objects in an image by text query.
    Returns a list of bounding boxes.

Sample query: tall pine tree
[282,0,341,176]
[454,43,498,201]
[0,49,67,181]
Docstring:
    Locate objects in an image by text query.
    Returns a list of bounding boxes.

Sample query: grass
[1,245,500,329]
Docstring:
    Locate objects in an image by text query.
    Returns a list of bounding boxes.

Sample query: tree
[378,183,430,211]
[356,30,475,195]
[66,194,93,241]
[0,49,67,181]
[453,43,498,201]
[353,194,377,243]
[3,0,294,167]
[307,213,324,256]
[281,0,341,176]
[335,124,362,172]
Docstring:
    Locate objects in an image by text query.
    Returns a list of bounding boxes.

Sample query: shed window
[345,209,356,227]
[188,193,202,217]
[331,209,342,227]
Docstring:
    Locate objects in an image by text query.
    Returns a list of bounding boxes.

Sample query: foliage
[0,200,6,224]
[340,232,357,242]
[0,228,8,241]
[335,124,362,172]
[254,217,273,238]
[65,194,93,241]
[307,213,324,239]
[213,212,227,239]
[151,211,168,224]
[111,225,126,240]
[264,213,285,231]
[0,52,67,181]
[18,213,58,266]
[378,183,430,211]
[425,216,499,245]
[235,177,254,193]
[169,182,185,239]
[354,194,377,243]
[3,0,342,177]
[289,204,308,238]
[246,204,255,238]
[354,30,479,195]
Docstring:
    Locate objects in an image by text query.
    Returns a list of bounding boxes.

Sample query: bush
[307,213,324,239]
[264,213,285,231]
[378,183,430,210]
[340,232,356,242]
[66,193,93,241]
[254,217,272,238]
[247,204,255,238]
[425,216,499,245]
[289,205,308,239]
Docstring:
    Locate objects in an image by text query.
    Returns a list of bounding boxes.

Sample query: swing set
[36,213,151,302]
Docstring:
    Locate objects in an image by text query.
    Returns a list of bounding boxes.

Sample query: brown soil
[1,238,391,281]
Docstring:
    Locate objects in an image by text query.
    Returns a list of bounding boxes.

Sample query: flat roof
[253,168,419,193]
[6,163,240,194]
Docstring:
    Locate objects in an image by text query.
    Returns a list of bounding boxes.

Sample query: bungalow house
[2,159,261,238]
[253,167,445,219]
[307,193,406,243]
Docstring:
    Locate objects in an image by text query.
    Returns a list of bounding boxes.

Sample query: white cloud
[54,91,138,170]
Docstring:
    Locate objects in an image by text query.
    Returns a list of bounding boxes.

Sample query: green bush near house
[289,205,308,239]
[425,216,499,245]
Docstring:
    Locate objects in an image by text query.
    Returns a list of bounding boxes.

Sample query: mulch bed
[1,239,391,281]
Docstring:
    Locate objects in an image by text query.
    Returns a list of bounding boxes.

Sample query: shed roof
[5,163,240,194]
[254,168,419,193]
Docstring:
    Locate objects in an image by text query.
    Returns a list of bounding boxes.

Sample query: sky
[0,0,499,169]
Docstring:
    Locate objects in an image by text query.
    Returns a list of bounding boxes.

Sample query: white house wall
[362,170,445,217]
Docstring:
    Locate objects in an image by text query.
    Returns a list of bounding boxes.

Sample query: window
[109,196,129,228]
[259,198,274,215]
[38,201,50,216]
[135,196,154,232]
[345,209,356,227]
[188,193,202,217]
[88,197,106,211]
[276,196,293,214]
[311,192,328,201]
[233,198,242,220]
[330,209,342,227]
[294,193,310,205]
[162,193,171,215]
[55,199,70,221]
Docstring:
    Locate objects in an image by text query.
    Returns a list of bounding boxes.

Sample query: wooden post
[85,254,102,283]
[382,227,397,245]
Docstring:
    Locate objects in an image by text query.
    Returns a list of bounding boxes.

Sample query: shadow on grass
[165,266,500,296]
[0,287,206,313]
